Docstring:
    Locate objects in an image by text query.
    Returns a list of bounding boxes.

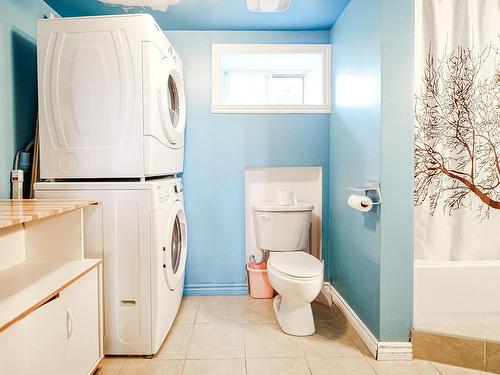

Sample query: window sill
[211,104,332,114]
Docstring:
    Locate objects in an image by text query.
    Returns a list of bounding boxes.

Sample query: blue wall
[329,0,382,338]
[329,0,413,342]
[165,31,331,295]
[0,0,55,198]
[378,0,414,342]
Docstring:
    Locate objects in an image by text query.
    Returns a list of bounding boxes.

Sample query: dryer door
[163,200,187,291]
[157,58,186,147]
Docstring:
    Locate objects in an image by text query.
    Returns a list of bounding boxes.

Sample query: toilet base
[273,295,315,336]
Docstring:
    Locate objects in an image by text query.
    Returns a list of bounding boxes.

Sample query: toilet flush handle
[258,214,270,221]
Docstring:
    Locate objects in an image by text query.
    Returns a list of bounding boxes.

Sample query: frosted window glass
[220,52,323,106]
[271,75,304,105]
[212,44,331,113]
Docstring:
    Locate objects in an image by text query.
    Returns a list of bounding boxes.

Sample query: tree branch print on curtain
[414,40,500,219]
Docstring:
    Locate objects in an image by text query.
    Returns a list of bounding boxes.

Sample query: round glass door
[158,60,186,146]
[163,201,187,290]
[170,214,182,274]
[167,75,180,130]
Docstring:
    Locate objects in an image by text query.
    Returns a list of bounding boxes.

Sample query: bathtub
[414,259,500,325]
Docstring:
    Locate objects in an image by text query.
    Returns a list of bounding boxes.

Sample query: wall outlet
[11,170,24,199]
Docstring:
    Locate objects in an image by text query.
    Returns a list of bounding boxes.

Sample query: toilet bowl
[268,252,323,336]
[252,193,323,336]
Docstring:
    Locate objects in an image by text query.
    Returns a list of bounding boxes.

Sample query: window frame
[211,44,332,114]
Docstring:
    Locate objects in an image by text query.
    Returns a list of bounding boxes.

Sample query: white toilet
[252,194,323,336]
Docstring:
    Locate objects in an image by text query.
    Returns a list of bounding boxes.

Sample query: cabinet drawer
[0,268,100,375]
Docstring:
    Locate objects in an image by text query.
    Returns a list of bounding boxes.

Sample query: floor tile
[246,357,311,375]
[156,324,193,360]
[301,321,362,358]
[314,318,353,339]
[174,303,198,325]
[302,334,361,358]
[97,356,126,375]
[366,358,440,375]
[181,296,200,309]
[198,295,250,304]
[244,323,304,358]
[183,359,246,375]
[187,324,245,359]
[243,298,276,324]
[311,302,346,322]
[432,362,494,374]
[118,359,183,375]
[306,356,376,375]
[347,328,376,358]
[195,298,246,325]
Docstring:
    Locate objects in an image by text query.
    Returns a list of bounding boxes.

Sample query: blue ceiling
[43,0,351,31]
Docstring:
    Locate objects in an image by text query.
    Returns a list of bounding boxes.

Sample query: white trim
[211,104,332,114]
[323,282,413,361]
[211,44,332,114]
[324,283,379,358]
[377,342,413,361]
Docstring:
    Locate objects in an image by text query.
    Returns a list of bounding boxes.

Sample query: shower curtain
[414,0,500,260]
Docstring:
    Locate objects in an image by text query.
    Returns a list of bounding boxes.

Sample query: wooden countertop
[0,199,98,229]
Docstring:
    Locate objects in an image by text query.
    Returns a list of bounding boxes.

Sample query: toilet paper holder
[346,180,382,205]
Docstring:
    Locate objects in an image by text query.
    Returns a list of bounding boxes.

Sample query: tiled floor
[97,296,495,375]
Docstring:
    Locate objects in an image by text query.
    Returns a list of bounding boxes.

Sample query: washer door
[163,200,187,291]
[157,58,186,146]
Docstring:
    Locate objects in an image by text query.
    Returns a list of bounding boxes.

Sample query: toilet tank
[252,202,313,251]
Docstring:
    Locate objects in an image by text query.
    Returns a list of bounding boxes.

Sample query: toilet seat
[268,252,323,279]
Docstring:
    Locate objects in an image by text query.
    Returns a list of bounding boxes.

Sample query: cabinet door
[0,268,101,375]
[0,294,66,375]
[61,268,100,375]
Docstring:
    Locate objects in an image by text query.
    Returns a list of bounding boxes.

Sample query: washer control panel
[151,178,182,209]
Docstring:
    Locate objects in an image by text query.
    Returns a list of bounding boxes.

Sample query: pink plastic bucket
[247,262,274,299]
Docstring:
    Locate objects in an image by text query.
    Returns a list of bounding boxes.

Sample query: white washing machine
[37,14,186,179]
[34,178,187,355]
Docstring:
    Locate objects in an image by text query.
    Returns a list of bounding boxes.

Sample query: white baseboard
[377,342,413,361]
[323,282,413,361]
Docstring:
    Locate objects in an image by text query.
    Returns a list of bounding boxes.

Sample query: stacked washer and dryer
[34,14,187,356]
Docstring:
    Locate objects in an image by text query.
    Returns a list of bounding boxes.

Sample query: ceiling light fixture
[247,0,292,13]
[98,0,180,12]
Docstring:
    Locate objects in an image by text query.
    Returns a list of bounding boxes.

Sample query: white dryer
[34,178,187,355]
[37,14,186,179]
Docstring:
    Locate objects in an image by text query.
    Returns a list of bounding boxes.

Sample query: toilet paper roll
[347,194,373,212]
[276,189,295,206]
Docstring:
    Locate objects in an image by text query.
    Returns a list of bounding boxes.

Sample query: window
[212,44,331,113]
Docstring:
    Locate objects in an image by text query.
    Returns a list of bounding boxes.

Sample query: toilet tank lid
[252,202,313,212]
[268,252,323,278]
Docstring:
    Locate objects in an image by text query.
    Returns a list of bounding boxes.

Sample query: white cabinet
[0,200,103,375]
[0,285,66,375]
[0,269,100,375]
[62,269,100,374]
